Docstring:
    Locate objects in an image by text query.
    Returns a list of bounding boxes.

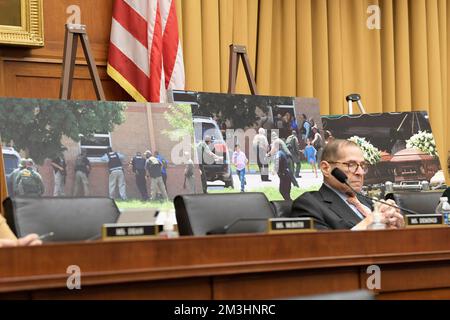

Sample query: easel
[60,24,105,100]
[346,94,367,114]
[228,44,258,95]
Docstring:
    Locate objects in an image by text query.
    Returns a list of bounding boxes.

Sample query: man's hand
[379,199,405,229]
[17,234,42,246]
[353,200,404,231]
[0,234,42,248]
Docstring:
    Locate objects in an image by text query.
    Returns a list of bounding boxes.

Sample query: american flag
[107,0,185,102]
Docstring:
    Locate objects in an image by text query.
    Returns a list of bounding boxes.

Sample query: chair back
[393,191,443,215]
[174,193,275,236]
[3,197,120,242]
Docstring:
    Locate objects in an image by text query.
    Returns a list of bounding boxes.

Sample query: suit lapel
[319,185,363,227]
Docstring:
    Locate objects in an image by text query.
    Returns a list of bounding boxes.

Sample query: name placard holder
[102,223,159,241]
[405,214,446,228]
[268,218,315,234]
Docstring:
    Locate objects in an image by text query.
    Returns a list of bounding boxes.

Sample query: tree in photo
[162,103,194,142]
[0,98,126,164]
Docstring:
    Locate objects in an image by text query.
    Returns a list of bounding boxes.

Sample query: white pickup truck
[193,116,234,188]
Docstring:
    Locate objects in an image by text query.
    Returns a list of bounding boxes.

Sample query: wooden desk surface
[2,228,450,299]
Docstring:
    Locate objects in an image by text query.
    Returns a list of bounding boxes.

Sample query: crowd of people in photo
[9,147,171,203]
[245,112,334,201]
[7,109,338,203]
[193,105,334,200]
[96,147,170,202]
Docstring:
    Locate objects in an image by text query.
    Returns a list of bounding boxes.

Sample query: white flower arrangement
[406,131,438,157]
[348,136,381,165]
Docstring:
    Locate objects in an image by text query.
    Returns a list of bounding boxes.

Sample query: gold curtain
[177,0,449,180]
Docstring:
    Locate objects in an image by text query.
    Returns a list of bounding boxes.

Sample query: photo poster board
[173,91,323,200]
[0,94,323,210]
[0,98,201,218]
[321,111,444,196]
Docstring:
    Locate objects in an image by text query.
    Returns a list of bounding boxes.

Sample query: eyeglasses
[328,161,369,174]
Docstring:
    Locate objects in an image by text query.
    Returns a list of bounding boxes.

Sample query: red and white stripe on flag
[107,0,185,103]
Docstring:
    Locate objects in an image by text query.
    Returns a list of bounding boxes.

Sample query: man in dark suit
[290,139,404,230]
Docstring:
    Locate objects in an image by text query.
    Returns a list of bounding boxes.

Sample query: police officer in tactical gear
[130,151,148,201]
[73,150,91,197]
[13,158,45,197]
[50,153,66,196]
[144,150,168,201]
[10,158,27,196]
[286,130,302,178]
[101,147,127,200]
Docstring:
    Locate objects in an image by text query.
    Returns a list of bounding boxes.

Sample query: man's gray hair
[321,139,360,162]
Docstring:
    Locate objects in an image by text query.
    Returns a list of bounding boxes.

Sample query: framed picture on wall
[0,0,44,47]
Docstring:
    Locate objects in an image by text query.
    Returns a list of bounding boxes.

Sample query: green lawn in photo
[115,184,321,209]
[246,161,314,173]
[115,199,175,210]
[208,185,320,201]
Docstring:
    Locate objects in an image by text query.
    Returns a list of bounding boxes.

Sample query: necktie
[346,196,372,218]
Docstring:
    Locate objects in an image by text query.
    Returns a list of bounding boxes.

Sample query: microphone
[331,167,351,185]
[85,233,102,241]
[331,168,420,215]
[38,232,55,241]
[206,218,269,235]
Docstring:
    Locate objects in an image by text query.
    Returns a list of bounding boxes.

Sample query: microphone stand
[344,181,420,215]
[206,218,269,235]
[331,168,419,215]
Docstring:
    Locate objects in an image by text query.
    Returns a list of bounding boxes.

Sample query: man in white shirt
[232,144,248,192]
[252,128,270,182]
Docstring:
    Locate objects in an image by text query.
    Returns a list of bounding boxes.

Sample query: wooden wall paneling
[3,229,450,299]
[30,278,213,300]
[2,60,129,101]
[358,260,450,300]
[0,0,132,102]
[0,291,31,300]
[378,288,450,300]
[27,0,115,62]
[213,268,361,300]
[362,261,450,293]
